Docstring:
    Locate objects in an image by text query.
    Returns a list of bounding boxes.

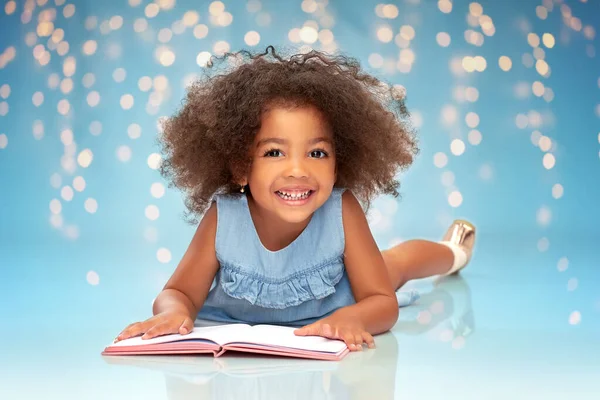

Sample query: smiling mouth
[275,190,314,201]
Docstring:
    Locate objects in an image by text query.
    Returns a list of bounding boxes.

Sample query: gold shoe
[441,219,476,274]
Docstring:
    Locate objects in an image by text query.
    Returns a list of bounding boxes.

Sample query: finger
[117,322,145,341]
[362,332,375,349]
[341,331,358,351]
[142,322,175,340]
[294,323,320,336]
[179,317,194,335]
[354,334,364,351]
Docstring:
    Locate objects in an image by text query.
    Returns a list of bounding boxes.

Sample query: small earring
[240,185,245,193]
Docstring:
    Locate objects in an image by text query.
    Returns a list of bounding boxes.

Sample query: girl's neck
[246,194,313,252]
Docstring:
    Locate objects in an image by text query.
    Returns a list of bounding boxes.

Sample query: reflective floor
[2,266,599,399]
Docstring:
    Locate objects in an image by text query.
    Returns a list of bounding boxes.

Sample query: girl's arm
[116,202,220,341]
[153,202,220,317]
[294,191,399,350]
[337,190,399,332]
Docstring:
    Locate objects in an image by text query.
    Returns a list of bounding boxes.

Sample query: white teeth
[276,190,312,200]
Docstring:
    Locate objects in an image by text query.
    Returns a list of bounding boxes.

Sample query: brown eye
[263,149,282,157]
[310,149,328,158]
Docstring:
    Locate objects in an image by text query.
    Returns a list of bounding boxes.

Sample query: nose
[284,153,309,178]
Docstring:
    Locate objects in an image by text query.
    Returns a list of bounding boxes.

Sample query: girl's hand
[293,312,375,351]
[113,312,194,343]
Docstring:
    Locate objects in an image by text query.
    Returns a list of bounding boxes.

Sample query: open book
[102,324,349,361]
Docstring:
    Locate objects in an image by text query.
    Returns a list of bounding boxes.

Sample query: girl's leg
[382,220,475,290]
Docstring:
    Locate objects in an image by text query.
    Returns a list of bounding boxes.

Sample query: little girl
[115,46,476,351]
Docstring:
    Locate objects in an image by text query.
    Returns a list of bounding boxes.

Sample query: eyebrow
[256,136,332,147]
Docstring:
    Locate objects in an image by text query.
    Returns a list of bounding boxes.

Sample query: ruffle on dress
[219,259,345,309]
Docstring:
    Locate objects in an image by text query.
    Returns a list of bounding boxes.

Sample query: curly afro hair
[159,45,418,224]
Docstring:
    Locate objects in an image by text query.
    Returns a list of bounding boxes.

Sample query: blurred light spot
[120,94,134,110]
[537,237,549,252]
[50,173,62,189]
[542,153,555,169]
[536,206,551,226]
[60,129,73,146]
[557,257,569,272]
[400,25,415,41]
[78,149,93,168]
[247,0,261,12]
[438,0,452,13]
[157,247,172,263]
[552,183,564,199]
[73,176,86,192]
[32,91,44,107]
[479,164,493,180]
[533,47,545,60]
[61,185,74,201]
[0,134,7,149]
[82,73,95,88]
[158,48,176,66]
[87,121,101,137]
[151,182,166,198]
[57,99,70,115]
[209,1,225,16]
[448,191,463,207]
[64,225,79,240]
[196,51,212,67]
[302,0,318,14]
[213,40,230,56]
[469,2,483,16]
[536,59,549,76]
[60,78,73,94]
[63,4,75,18]
[450,139,465,156]
[128,123,142,139]
[0,102,8,117]
[536,6,548,20]
[145,3,159,18]
[244,31,261,46]
[532,81,545,97]
[138,76,152,92]
[87,91,100,107]
[147,153,162,169]
[51,29,64,43]
[568,311,581,325]
[87,271,100,285]
[33,120,44,140]
[465,112,480,128]
[158,28,173,43]
[538,136,552,152]
[85,16,98,30]
[468,129,482,145]
[377,26,393,43]
[527,33,540,47]
[441,171,454,186]
[441,104,458,125]
[567,278,578,292]
[434,152,448,168]
[84,198,98,214]
[113,68,126,82]
[436,32,451,47]
[193,24,209,39]
[145,205,160,220]
[417,310,432,324]
[498,56,512,71]
[109,15,123,30]
[134,18,148,33]
[116,145,132,162]
[49,213,63,228]
[516,114,528,129]
[368,53,384,68]
[50,199,62,214]
[183,11,199,26]
[5,1,16,15]
[37,21,54,37]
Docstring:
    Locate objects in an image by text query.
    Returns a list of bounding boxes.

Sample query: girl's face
[244,105,336,225]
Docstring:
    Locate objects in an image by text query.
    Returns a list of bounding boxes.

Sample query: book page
[227,325,347,353]
[108,324,251,348]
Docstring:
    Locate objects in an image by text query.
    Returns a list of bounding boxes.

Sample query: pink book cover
[102,324,349,361]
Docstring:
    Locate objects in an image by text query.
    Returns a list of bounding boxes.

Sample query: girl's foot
[439,219,476,276]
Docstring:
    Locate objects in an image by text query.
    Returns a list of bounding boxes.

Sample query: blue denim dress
[196,188,418,327]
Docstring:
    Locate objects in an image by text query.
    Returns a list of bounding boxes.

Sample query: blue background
[1,0,599,384]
